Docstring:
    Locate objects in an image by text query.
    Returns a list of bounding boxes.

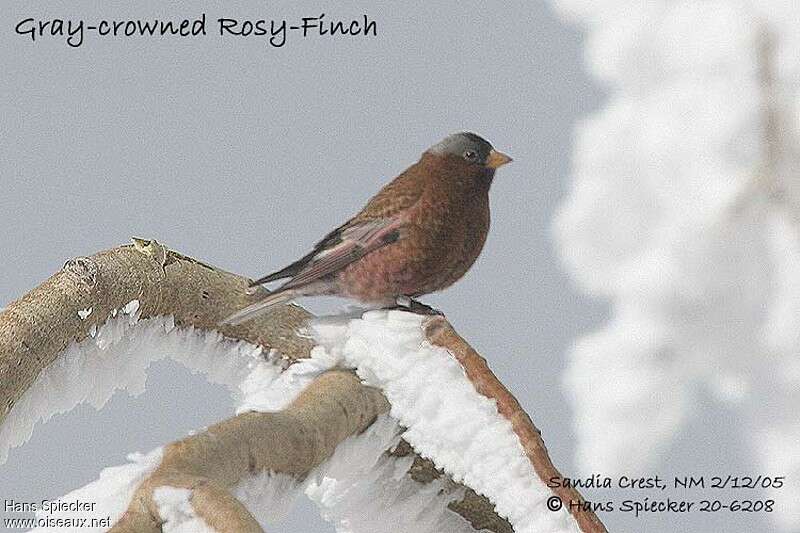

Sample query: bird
[222,132,512,325]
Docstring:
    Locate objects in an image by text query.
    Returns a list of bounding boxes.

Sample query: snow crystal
[37,413,472,533]
[304,415,473,533]
[231,415,475,533]
[236,344,337,414]
[309,310,581,533]
[233,316,483,532]
[233,471,304,526]
[153,486,217,533]
[121,299,140,316]
[32,448,163,532]
[0,311,272,465]
[22,309,579,532]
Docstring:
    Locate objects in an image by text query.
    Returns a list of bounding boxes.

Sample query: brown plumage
[222,132,512,325]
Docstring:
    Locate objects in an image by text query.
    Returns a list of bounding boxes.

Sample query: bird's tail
[220,289,297,326]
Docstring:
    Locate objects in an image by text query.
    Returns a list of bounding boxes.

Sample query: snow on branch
[0,237,313,428]
[0,240,606,532]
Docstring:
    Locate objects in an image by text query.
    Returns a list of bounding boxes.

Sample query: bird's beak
[486,149,513,169]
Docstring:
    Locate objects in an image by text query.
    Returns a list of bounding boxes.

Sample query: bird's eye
[463,150,477,161]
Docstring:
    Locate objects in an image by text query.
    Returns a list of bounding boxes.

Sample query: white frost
[233,471,304,526]
[33,448,163,532]
[153,486,217,533]
[15,307,577,531]
[236,344,337,414]
[310,310,580,533]
[121,299,140,316]
[233,415,474,533]
[0,311,273,465]
[304,415,472,533]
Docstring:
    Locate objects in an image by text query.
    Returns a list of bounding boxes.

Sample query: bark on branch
[112,370,388,532]
[0,240,606,532]
[0,238,312,422]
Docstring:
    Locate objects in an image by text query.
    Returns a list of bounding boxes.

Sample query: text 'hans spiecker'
[5,499,96,513]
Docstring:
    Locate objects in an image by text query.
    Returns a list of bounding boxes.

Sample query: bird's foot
[387,296,444,316]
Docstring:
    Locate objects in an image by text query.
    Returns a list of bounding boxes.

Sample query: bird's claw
[389,296,444,316]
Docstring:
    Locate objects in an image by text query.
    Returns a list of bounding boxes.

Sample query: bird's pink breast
[336,189,489,302]
[336,240,422,302]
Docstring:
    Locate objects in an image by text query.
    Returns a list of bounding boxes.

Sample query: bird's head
[427,132,512,171]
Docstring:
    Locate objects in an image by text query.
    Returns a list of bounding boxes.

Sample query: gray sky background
[0,2,762,532]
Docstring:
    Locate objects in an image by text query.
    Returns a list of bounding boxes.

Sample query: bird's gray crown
[428,132,493,164]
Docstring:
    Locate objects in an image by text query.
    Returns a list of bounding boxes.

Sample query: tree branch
[425,318,607,533]
[0,240,607,532]
[112,370,389,532]
[0,238,312,422]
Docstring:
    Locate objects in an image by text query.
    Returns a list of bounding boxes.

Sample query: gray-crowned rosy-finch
[223,132,512,325]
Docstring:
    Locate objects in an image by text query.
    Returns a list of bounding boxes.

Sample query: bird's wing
[247,221,364,286]
[250,167,426,287]
[281,217,403,290]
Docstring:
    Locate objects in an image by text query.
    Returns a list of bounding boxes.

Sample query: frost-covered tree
[0,241,606,532]
[552,1,800,530]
